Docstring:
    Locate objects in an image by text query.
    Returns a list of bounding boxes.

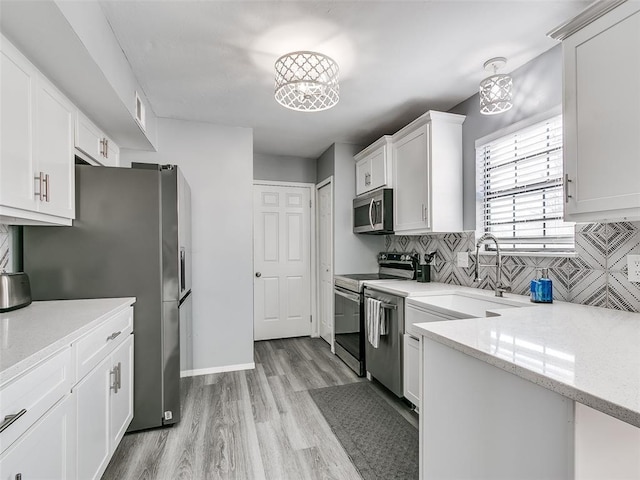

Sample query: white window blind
[477,114,574,252]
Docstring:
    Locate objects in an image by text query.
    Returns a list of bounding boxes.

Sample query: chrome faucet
[474,233,511,297]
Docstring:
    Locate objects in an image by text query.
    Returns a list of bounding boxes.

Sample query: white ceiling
[99,0,589,159]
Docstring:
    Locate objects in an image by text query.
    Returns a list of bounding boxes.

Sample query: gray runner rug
[309,382,418,480]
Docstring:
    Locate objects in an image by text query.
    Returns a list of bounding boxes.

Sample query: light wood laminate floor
[102,337,417,480]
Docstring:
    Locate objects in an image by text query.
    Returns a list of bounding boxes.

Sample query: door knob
[255,272,262,278]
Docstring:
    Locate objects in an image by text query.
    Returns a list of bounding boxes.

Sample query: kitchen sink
[411,291,533,319]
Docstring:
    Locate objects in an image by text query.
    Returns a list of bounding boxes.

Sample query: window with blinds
[476,114,575,252]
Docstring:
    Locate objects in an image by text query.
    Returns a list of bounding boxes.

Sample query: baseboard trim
[180,362,255,378]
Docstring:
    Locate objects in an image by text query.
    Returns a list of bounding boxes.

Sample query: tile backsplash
[385,222,640,313]
[0,224,10,272]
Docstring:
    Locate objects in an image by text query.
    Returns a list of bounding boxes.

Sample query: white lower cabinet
[76,332,134,480]
[574,403,640,479]
[0,305,134,480]
[403,334,420,409]
[75,355,111,480]
[109,335,134,451]
[0,394,76,480]
[73,335,133,479]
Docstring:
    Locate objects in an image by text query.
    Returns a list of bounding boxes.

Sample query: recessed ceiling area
[99,1,589,159]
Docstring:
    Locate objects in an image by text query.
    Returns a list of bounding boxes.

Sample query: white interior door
[254,184,311,340]
[317,181,333,346]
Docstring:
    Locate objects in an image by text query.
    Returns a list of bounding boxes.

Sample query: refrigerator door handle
[180,248,186,293]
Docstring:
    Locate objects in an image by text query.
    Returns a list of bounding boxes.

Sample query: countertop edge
[416,325,640,428]
[0,297,136,386]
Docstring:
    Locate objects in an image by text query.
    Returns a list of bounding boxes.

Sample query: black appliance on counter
[333,252,416,376]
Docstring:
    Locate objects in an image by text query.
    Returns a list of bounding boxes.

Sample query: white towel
[366,297,383,348]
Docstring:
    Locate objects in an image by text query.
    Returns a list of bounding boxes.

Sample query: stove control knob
[380,254,387,260]
[401,254,407,261]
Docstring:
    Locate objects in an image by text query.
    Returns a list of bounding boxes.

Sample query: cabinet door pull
[116,362,122,390]
[110,366,119,393]
[35,172,45,201]
[106,331,122,342]
[104,139,109,158]
[43,173,50,202]
[16,474,22,480]
[0,409,27,433]
[564,173,572,203]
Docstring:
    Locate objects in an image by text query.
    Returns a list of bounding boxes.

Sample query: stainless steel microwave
[353,188,394,234]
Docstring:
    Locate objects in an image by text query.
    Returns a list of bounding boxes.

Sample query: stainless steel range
[333,253,416,376]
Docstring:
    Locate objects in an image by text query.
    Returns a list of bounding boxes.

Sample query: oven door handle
[335,288,360,303]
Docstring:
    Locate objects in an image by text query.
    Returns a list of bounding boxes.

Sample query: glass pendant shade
[479,58,513,115]
[274,51,339,112]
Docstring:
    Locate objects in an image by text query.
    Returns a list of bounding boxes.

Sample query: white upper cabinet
[0,36,75,225]
[36,76,75,219]
[552,1,640,222]
[355,136,392,196]
[392,111,465,234]
[75,111,120,168]
[0,37,38,215]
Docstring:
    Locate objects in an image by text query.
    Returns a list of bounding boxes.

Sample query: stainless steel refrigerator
[23,163,192,432]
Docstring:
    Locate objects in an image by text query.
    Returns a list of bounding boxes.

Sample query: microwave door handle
[368,199,375,229]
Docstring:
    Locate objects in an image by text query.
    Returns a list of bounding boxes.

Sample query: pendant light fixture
[274,51,339,112]
[479,57,513,115]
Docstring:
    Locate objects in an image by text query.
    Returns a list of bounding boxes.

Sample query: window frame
[475,106,575,255]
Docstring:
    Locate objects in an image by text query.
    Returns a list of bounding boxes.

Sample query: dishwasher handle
[335,288,360,304]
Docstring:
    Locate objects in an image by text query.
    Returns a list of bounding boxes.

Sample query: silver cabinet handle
[0,409,27,433]
[368,199,375,229]
[16,473,22,480]
[106,331,122,342]
[104,138,109,158]
[110,365,119,393]
[44,173,50,202]
[565,173,572,203]
[116,361,122,390]
[255,272,262,278]
[99,138,105,157]
[35,172,45,201]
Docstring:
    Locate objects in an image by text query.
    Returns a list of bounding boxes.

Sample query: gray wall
[449,45,563,231]
[318,143,384,274]
[253,153,316,183]
[122,118,254,372]
[316,144,335,183]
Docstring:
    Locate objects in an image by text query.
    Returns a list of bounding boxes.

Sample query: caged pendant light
[479,57,513,115]
[274,51,339,112]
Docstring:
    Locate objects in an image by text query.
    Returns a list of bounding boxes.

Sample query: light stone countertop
[363,280,640,428]
[0,297,136,385]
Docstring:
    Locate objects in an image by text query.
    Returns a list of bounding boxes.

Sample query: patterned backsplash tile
[386,222,640,313]
[0,224,9,272]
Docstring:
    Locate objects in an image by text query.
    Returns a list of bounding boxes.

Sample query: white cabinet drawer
[0,347,73,454]
[0,394,75,480]
[75,307,133,381]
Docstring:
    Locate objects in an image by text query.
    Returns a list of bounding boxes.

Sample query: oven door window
[334,288,362,360]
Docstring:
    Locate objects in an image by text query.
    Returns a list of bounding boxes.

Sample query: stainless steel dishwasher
[364,285,404,397]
